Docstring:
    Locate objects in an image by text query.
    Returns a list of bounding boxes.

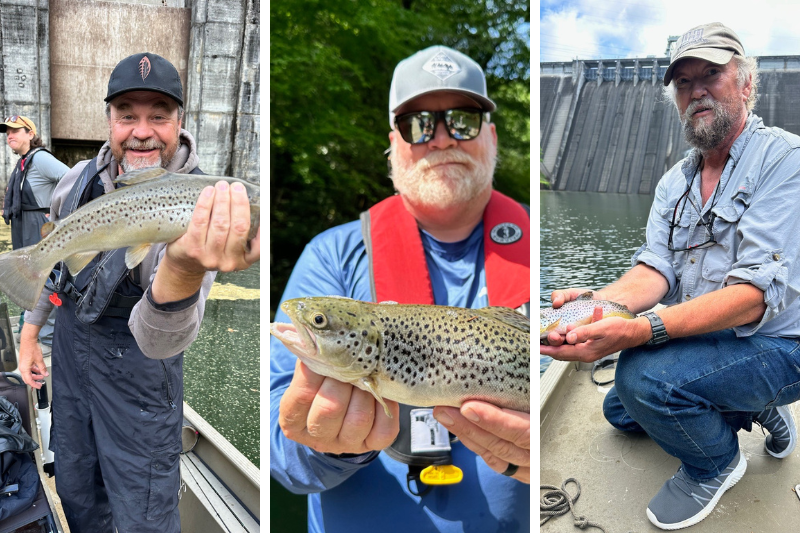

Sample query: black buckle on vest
[406,465,433,497]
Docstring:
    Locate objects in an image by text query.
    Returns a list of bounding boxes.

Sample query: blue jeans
[602,330,800,481]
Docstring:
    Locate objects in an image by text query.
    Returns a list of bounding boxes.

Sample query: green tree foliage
[271,0,530,314]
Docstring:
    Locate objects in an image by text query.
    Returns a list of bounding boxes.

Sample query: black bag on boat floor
[0,396,38,521]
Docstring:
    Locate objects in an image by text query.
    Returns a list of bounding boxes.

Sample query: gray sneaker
[646,449,746,530]
[754,405,796,458]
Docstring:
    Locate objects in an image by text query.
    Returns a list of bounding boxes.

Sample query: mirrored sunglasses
[394,108,484,145]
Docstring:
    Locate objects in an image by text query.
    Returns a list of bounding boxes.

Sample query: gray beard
[121,154,163,172]
[681,97,740,153]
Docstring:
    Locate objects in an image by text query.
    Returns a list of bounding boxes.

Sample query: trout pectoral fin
[125,244,153,269]
[40,221,57,239]
[112,167,168,185]
[360,377,392,418]
[64,251,99,275]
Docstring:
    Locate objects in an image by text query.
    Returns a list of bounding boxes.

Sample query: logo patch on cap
[677,28,707,52]
[423,51,461,81]
[490,223,522,244]
[139,56,151,81]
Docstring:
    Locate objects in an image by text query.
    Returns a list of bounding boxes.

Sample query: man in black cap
[17,52,259,532]
[543,22,800,530]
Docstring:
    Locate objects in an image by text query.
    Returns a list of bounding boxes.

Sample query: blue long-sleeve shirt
[633,113,800,337]
[270,219,530,533]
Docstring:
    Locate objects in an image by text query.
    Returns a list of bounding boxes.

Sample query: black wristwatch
[642,311,669,345]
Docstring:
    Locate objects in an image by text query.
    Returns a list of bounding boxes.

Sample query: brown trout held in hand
[540,292,636,344]
[0,167,259,311]
[270,297,530,417]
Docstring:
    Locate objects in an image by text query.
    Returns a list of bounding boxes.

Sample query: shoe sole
[765,405,796,459]
[645,452,747,530]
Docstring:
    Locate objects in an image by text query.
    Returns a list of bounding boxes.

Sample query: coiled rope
[540,478,605,532]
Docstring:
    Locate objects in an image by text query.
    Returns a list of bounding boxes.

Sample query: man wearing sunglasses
[542,22,800,530]
[271,46,530,532]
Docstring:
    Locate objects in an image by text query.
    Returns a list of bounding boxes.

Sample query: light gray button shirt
[633,114,800,337]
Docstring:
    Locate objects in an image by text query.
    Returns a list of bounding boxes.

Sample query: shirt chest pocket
[702,197,748,282]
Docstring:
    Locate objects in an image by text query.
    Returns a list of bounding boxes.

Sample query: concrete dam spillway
[540,56,800,194]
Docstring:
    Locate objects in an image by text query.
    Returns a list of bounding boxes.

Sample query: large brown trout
[270,296,530,417]
[0,167,259,310]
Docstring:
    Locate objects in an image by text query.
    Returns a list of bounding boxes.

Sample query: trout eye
[311,313,327,328]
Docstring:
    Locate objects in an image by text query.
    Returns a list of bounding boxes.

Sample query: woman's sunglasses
[394,108,484,144]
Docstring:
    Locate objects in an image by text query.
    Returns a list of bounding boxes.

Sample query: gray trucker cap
[388,45,496,127]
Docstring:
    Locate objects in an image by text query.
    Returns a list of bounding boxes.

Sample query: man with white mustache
[543,22,800,530]
[271,46,530,532]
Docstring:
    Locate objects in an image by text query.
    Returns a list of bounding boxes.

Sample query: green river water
[540,191,652,374]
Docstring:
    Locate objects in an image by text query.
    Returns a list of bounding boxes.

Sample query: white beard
[390,144,496,209]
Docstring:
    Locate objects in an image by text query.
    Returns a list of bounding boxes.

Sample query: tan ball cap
[663,22,745,86]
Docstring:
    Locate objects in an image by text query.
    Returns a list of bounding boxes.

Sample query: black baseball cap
[105,52,184,106]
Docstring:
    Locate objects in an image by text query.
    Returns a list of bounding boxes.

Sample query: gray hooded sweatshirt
[24,129,216,359]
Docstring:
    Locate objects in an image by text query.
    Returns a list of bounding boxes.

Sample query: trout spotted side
[539,292,636,344]
[270,297,530,416]
[0,167,260,311]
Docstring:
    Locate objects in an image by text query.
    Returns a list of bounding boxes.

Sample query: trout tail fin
[0,247,51,311]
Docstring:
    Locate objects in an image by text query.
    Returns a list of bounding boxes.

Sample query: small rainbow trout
[540,292,636,344]
[0,167,259,311]
[270,297,530,417]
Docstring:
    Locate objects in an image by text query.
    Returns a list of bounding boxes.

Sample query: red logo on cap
[139,57,151,81]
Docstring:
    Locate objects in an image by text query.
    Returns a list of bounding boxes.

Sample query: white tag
[410,408,451,453]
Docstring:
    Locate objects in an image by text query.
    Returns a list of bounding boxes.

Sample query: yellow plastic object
[420,464,463,485]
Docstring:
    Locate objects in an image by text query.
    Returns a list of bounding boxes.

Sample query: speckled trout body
[540,292,635,344]
[0,167,259,310]
[270,296,530,416]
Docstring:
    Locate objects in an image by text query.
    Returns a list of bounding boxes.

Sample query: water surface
[540,191,652,374]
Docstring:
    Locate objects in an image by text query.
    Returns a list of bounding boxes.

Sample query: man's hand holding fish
[152,179,260,304]
[541,265,668,362]
[434,401,530,484]
[541,289,647,363]
[279,359,400,455]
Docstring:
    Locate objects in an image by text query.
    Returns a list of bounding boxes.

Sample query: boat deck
[540,359,800,532]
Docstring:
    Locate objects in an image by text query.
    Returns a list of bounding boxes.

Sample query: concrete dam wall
[541,57,800,194]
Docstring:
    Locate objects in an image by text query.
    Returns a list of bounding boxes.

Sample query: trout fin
[0,247,51,311]
[112,167,169,185]
[541,317,561,336]
[64,251,99,275]
[359,377,392,418]
[125,244,153,269]
[247,205,260,243]
[576,291,594,300]
[479,306,530,333]
[40,221,57,239]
